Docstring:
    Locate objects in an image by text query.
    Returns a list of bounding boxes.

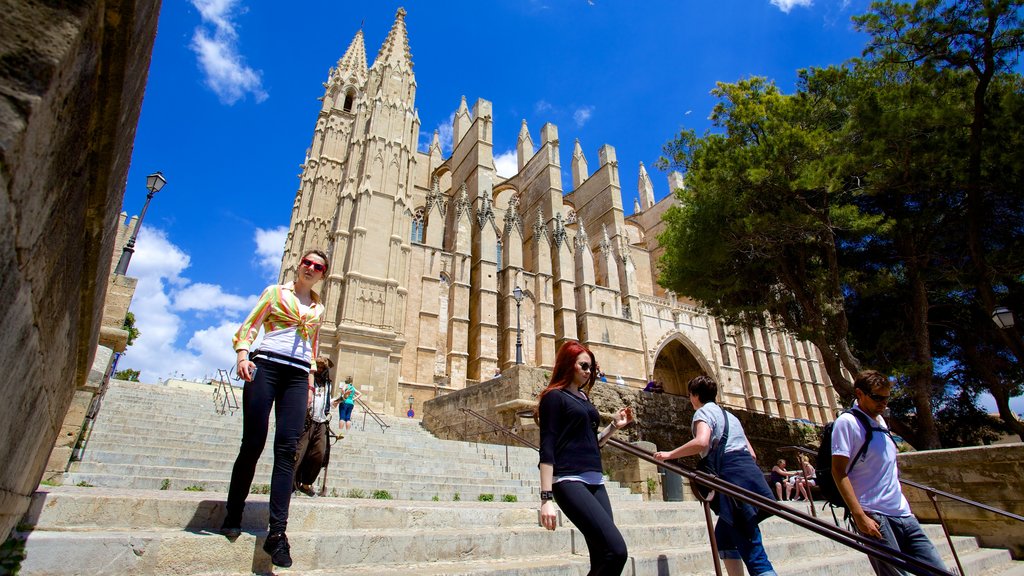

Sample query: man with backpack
[830,370,947,576]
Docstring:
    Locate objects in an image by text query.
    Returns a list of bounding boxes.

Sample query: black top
[538,389,603,477]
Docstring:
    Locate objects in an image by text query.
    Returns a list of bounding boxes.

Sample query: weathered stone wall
[0,0,161,540]
[422,365,817,497]
[897,443,1024,559]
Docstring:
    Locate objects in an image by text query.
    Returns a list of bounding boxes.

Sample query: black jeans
[225,359,308,533]
[553,481,628,576]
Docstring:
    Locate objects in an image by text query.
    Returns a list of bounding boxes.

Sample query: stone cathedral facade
[280,9,840,422]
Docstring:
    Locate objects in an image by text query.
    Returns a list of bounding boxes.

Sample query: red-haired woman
[537,341,634,575]
[221,249,329,569]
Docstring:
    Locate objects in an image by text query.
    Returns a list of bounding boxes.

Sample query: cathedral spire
[572,138,588,189]
[638,161,655,210]
[373,7,413,71]
[517,120,535,171]
[337,29,368,79]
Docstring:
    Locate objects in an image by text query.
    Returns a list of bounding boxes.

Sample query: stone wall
[898,443,1024,559]
[422,365,817,498]
[0,0,161,540]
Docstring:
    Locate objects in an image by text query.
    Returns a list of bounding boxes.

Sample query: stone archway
[651,335,711,396]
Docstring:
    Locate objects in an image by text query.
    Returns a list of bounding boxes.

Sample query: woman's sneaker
[263,531,292,568]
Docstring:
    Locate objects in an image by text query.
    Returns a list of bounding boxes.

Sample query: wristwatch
[540,490,554,502]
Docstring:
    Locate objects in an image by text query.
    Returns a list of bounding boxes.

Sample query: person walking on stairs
[654,375,778,576]
[831,370,948,576]
[537,340,634,576]
[221,249,329,569]
[331,375,361,435]
[294,355,333,497]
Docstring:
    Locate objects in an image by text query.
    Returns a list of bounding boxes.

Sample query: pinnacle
[373,7,414,71]
[337,29,368,77]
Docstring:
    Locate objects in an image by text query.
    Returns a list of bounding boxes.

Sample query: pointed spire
[454,183,471,221]
[454,96,472,145]
[552,212,569,249]
[638,161,655,209]
[533,208,549,244]
[337,29,368,79]
[600,223,612,255]
[503,194,523,237]
[572,138,589,189]
[430,130,441,153]
[373,7,413,71]
[517,120,535,171]
[574,217,589,250]
[477,192,496,230]
[633,199,641,214]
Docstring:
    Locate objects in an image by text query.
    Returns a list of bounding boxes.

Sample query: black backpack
[815,408,895,508]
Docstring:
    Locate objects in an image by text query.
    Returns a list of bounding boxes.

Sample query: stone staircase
[7,380,1022,575]
[64,380,638,503]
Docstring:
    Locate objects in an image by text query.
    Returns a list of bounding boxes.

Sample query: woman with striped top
[220,249,328,569]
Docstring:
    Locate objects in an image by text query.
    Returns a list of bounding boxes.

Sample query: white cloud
[190,0,267,105]
[254,225,287,282]
[117,226,266,383]
[436,112,455,155]
[494,150,518,178]
[573,105,594,127]
[535,100,554,114]
[172,283,257,312]
[769,0,813,13]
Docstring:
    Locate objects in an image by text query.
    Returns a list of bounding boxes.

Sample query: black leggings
[225,359,308,533]
[553,481,628,576]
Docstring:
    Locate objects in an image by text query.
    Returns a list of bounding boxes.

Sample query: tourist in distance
[331,375,362,434]
[293,355,334,497]
[770,458,798,501]
[221,249,329,569]
[537,341,634,576]
[793,453,816,502]
[831,370,948,576]
[654,375,778,576]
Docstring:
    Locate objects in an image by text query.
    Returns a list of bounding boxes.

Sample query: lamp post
[992,306,1015,329]
[114,171,167,275]
[407,394,415,418]
[513,285,524,365]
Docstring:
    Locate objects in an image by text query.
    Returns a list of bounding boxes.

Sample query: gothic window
[565,210,577,225]
[343,89,356,113]
[496,239,503,270]
[411,208,424,244]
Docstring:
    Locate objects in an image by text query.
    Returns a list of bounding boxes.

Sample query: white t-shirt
[831,404,910,516]
[692,402,750,459]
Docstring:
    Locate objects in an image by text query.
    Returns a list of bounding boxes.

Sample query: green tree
[123,312,140,347]
[114,368,140,381]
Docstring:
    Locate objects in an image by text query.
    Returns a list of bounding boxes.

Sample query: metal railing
[461,410,955,576]
[355,397,390,434]
[459,407,538,472]
[609,438,955,576]
[783,444,1024,576]
[213,369,239,415]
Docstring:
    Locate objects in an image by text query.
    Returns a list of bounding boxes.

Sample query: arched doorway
[652,335,710,396]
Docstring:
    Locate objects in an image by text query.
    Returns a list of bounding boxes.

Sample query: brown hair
[687,375,718,404]
[301,249,329,274]
[853,370,888,394]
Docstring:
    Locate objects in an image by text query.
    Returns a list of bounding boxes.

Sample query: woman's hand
[653,451,670,461]
[236,359,255,382]
[540,500,557,531]
[612,406,634,430]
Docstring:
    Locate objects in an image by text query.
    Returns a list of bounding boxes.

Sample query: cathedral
[280,9,840,423]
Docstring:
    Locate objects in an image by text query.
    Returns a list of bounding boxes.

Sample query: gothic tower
[282,9,418,412]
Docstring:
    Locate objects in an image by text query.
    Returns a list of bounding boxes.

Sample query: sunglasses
[300,258,327,272]
[578,362,592,372]
[860,390,890,403]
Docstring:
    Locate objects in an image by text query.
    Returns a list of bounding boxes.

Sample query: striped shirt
[232,282,326,368]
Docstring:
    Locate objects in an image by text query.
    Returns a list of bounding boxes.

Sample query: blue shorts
[338,402,354,422]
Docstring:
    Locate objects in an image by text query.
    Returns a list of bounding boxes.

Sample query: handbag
[690,404,730,502]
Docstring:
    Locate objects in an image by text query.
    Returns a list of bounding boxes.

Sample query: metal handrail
[456,410,953,575]
[609,438,955,576]
[355,396,390,434]
[459,407,537,473]
[782,445,1024,523]
[213,369,239,415]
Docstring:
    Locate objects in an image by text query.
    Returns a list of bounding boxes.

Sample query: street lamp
[513,285,524,365]
[407,394,415,418]
[114,171,167,275]
[992,306,1015,329]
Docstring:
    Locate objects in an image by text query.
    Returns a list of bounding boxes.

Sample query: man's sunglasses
[860,390,890,403]
[300,258,327,272]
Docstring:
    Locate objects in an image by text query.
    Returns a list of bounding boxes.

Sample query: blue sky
[117,0,1021,416]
